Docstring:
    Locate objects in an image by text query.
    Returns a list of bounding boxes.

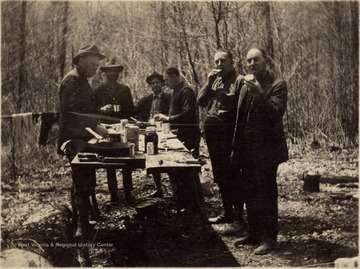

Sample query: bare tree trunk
[263,2,274,59]
[17,0,27,113]
[349,1,359,143]
[59,1,69,79]
[211,2,222,49]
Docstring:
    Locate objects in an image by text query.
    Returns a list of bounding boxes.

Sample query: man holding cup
[94,58,135,203]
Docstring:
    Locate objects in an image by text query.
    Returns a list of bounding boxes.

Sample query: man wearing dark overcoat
[58,44,105,240]
[231,48,288,255]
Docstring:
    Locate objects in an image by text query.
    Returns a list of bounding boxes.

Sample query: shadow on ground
[91,203,240,267]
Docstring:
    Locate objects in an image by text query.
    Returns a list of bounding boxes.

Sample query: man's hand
[207,69,222,86]
[154,113,169,122]
[100,104,114,112]
[244,78,263,97]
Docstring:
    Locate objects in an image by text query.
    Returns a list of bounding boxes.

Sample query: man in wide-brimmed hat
[58,44,105,240]
[94,58,135,203]
[59,44,105,149]
[94,58,134,119]
[135,71,171,198]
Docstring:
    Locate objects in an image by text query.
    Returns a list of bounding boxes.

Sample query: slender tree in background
[59,1,69,79]
[1,1,358,144]
[17,0,27,113]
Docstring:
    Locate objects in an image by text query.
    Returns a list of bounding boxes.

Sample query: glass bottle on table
[145,126,158,154]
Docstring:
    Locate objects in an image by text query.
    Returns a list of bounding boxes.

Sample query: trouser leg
[106,168,118,201]
[71,165,96,242]
[122,168,133,197]
[260,165,278,241]
[153,173,162,192]
[231,169,245,222]
[204,123,237,217]
[243,164,278,241]
[218,181,235,218]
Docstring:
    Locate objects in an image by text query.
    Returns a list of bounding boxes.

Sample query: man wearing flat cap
[58,44,105,240]
[135,71,170,122]
[94,59,135,203]
[135,72,171,198]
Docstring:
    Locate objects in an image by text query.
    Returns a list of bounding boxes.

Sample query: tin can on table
[129,143,136,158]
[162,123,170,134]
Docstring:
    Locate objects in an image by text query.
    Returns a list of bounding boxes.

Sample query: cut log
[320,175,358,184]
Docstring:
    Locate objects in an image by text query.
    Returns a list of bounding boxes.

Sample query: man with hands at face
[231,48,288,255]
[197,50,245,234]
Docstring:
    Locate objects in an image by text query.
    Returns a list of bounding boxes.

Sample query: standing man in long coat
[231,48,288,255]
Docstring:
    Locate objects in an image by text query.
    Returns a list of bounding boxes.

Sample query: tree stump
[303,172,320,192]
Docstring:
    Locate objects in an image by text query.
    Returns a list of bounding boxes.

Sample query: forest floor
[1,137,358,267]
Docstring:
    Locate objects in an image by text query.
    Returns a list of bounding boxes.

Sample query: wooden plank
[320,175,358,184]
[146,150,201,174]
[71,153,146,169]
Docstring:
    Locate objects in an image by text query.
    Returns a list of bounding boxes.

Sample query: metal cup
[163,123,170,134]
[114,105,121,112]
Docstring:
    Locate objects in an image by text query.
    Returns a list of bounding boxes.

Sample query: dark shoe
[150,190,163,198]
[222,221,247,236]
[253,239,276,255]
[125,194,136,203]
[208,214,233,224]
[234,235,260,247]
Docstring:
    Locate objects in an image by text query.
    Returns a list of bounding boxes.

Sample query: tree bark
[262,2,274,67]
[59,1,69,79]
[17,0,27,113]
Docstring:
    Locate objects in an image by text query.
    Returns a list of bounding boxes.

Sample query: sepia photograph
[1,0,358,267]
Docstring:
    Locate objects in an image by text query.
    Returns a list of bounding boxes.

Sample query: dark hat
[73,44,105,65]
[100,58,124,72]
[146,71,164,85]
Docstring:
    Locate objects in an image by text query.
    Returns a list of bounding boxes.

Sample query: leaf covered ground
[1,138,358,267]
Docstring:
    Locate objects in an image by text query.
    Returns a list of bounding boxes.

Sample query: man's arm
[120,86,135,118]
[197,84,215,107]
[254,79,288,122]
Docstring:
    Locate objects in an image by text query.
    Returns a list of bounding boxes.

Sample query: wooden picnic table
[70,130,203,215]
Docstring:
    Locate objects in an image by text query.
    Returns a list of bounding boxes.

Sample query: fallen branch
[320,175,358,184]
